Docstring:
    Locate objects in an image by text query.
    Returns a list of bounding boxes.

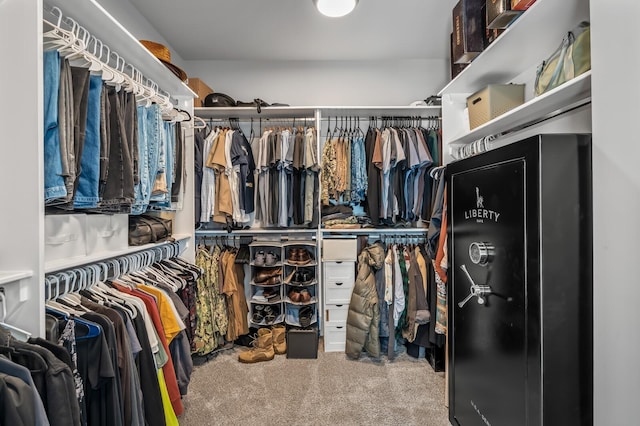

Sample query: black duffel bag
[128,214,173,246]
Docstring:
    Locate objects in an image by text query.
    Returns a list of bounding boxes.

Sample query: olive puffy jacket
[345,242,385,359]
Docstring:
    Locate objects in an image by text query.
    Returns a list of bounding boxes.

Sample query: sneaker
[254,251,265,266]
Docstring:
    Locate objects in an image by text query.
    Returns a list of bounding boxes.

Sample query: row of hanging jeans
[43,49,183,214]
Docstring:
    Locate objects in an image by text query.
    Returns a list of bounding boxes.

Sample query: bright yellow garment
[158,369,179,426]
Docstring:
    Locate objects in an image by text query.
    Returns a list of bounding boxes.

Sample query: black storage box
[486,0,522,29]
[286,326,318,359]
[450,33,468,79]
[452,0,485,64]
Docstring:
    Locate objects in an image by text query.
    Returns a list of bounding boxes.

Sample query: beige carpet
[179,342,450,426]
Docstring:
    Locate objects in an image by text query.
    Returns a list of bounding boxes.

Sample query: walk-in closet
[0,0,637,424]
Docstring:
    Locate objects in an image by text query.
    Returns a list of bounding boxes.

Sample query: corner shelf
[448,71,592,146]
[45,234,191,273]
[438,0,590,95]
[0,271,33,286]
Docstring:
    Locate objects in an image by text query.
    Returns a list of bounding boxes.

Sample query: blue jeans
[149,121,175,209]
[74,75,102,208]
[43,50,67,203]
[131,105,149,214]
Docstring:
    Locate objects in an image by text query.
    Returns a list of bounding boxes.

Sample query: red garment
[112,282,185,416]
[435,186,448,283]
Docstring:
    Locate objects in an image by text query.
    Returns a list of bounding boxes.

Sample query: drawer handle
[336,326,344,330]
[335,304,343,307]
[335,261,343,264]
[335,282,343,286]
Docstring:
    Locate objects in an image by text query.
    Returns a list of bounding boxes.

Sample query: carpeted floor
[179,342,450,426]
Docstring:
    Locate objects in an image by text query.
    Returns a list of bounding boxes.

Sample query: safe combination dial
[468,242,495,266]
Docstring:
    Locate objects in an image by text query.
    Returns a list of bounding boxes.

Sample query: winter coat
[345,242,385,359]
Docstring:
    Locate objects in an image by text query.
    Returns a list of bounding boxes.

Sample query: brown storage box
[466,84,524,129]
[187,78,214,107]
[487,0,522,29]
[511,0,536,11]
[450,33,469,79]
[452,0,485,64]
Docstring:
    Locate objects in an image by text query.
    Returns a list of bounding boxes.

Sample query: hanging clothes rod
[196,117,317,122]
[44,241,183,300]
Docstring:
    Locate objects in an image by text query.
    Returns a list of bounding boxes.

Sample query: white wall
[184,59,449,106]
[96,0,186,67]
[590,0,640,422]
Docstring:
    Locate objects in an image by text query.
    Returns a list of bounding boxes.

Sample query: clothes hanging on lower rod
[11,248,203,426]
[191,241,250,356]
[344,234,445,365]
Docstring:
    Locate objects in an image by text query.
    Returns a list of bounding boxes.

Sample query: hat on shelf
[139,40,188,82]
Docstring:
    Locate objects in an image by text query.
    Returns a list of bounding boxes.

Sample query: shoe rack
[248,241,285,327]
[282,241,318,328]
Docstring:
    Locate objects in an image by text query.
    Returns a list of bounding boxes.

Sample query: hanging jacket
[345,242,384,359]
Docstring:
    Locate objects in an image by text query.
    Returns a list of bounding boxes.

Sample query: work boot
[272,324,287,355]
[238,328,275,363]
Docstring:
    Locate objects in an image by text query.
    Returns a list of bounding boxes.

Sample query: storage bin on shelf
[466,83,524,130]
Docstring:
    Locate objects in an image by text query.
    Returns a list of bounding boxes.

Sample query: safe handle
[458,264,492,308]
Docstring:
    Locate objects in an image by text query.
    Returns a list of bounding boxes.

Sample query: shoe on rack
[287,248,302,264]
[288,289,301,303]
[264,276,281,286]
[265,251,279,266]
[264,305,278,324]
[296,249,312,265]
[299,289,311,303]
[299,306,314,328]
[271,324,287,355]
[252,305,265,323]
[238,328,275,363]
[254,250,265,266]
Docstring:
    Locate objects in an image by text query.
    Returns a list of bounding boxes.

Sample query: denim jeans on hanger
[43,50,67,204]
[98,82,110,201]
[102,87,134,212]
[150,118,168,201]
[74,74,102,209]
[131,105,150,215]
[58,57,75,203]
[53,66,92,210]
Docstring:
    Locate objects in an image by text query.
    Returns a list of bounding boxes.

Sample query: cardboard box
[452,0,485,64]
[511,0,536,11]
[187,77,214,107]
[487,0,522,29]
[466,84,524,129]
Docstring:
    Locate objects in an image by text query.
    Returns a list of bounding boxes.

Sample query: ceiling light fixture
[313,0,359,18]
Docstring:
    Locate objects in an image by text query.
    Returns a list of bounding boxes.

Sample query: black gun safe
[447,134,592,426]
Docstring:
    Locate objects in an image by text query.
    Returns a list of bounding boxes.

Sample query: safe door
[449,159,527,426]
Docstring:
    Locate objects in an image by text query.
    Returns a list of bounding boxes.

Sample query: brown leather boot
[271,324,287,355]
[238,328,275,363]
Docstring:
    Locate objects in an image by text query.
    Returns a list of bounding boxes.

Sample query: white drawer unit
[325,303,348,323]
[322,238,357,261]
[323,261,355,283]
[324,322,348,352]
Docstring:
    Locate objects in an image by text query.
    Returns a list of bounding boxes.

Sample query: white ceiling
[129,0,458,62]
